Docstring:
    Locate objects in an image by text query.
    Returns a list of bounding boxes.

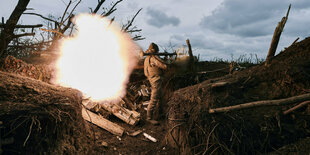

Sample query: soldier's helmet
[147,42,159,53]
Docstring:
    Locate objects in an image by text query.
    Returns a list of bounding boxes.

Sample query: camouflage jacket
[144,55,168,77]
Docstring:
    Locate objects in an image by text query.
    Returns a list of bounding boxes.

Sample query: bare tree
[0,0,144,63]
[0,0,31,58]
[91,0,144,40]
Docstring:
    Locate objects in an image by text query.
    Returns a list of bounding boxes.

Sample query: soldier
[144,43,169,125]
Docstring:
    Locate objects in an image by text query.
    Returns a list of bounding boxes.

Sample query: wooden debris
[143,101,149,106]
[100,141,108,147]
[127,130,142,137]
[140,85,149,97]
[81,108,124,136]
[283,101,310,115]
[229,62,237,74]
[211,82,228,88]
[143,132,157,142]
[82,99,98,109]
[122,97,136,110]
[209,93,310,113]
[82,99,140,126]
[101,101,140,126]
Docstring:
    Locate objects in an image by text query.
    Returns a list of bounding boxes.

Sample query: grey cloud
[292,0,310,9]
[170,34,225,52]
[146,8,180,28]
[199,0,302,37]
[285,9,310,37]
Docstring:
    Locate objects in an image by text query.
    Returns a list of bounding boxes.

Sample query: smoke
[53,14,139,102]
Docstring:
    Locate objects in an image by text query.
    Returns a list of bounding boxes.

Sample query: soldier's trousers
[147,75,163,119]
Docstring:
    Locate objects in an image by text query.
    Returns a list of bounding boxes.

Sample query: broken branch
[39,28,65,37]
[102,0,123,17]
[60,0,72,24]
[23,13,59,27]
[12,33,35,38]
[291,37,299,45]
[0,24,42,28]
[93,0,106,14]
[209,93,310,113]
[283,100,310,115]
[122,8,142,32]
[62,0,81,25]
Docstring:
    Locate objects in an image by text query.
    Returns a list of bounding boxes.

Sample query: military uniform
[144,43,168,125]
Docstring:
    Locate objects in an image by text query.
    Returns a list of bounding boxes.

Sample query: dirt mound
[0,71,93,154]
[166,37,310,154]
[0,55,53,83]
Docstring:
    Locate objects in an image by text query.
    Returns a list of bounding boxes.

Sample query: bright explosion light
[54,14,139,102]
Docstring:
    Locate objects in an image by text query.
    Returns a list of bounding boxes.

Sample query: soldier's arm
[151,56,168,70]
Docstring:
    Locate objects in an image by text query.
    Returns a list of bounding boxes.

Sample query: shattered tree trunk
[265,4,291,65]
[0,0,30,58]
[186,39,195,72]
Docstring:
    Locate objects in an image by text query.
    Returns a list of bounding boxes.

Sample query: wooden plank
[82,108,124,136]
[122,97,136,110]
[128,130,142,137]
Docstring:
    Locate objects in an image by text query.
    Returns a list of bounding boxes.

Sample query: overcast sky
[1,0,310,60]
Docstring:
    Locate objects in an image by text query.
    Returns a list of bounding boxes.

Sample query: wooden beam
[82,108,124,136]
[209,93,310,113]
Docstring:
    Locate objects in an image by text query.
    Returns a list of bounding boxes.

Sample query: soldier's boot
[146,104,159,125]
[146,113,159,125]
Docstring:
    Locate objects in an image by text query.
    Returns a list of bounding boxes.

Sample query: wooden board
[82,108,124,136]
